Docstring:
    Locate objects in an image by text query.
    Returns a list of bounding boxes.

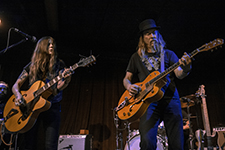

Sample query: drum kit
[180,94,201,150]
[124,121,168,150]
[122,94,199,150]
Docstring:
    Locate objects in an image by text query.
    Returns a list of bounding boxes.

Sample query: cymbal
[180,94,197,108]
[181,94,199,101]
[190,116,197,118]
[180,101,195,108]
[183,116,197,121]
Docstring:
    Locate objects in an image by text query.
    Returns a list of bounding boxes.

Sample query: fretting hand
[179,52,192,72]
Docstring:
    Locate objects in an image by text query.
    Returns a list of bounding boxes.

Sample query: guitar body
[117,71,167,121]
[3,80,51,133]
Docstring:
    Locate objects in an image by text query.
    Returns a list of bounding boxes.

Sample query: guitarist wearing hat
[122,19,192,149]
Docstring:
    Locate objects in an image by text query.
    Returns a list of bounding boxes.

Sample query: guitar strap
[160,47,165,73]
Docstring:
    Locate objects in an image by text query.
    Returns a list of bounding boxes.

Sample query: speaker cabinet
[58,134,92,150]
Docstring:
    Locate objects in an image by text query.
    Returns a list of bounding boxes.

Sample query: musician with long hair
[12,36,71,150]
[123,19,192,149]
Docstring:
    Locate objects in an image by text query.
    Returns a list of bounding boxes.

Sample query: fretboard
[34,63,78,97]
[146,48,200,86]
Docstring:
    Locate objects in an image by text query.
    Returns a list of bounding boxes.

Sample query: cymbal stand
[14,133,18,150]
[186,98,195,150]
[125,122,131,150]
[113,107,127,150]
[114,112,123,150]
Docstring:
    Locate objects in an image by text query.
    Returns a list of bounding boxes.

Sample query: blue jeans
[139,97,184,150]
[23,102,61,150]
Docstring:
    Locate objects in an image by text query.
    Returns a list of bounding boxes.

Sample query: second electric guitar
[116,38,223,122]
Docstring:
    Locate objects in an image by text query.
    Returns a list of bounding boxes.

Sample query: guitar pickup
[117,100,126,111]
[116,97,130,112]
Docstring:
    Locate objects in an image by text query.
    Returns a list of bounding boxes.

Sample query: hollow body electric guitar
[3,55,96,133]
[116,39,224,122]
[197,85,213,150]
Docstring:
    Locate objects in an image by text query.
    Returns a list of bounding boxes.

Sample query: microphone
[13,28,37,42]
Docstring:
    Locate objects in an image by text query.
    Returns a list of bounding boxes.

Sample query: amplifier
[213,127,225,149]
[213,127,225,131]
[58,134,92,150]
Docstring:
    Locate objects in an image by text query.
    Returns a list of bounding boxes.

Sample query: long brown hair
[29,36,58,83]
[137,30,166,56]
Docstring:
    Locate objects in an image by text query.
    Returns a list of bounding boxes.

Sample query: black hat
[139,19,160,34]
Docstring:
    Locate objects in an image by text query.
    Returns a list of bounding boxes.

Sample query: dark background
[0,0,225,149]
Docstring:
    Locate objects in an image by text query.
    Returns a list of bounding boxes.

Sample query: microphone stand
[0,38,28,149]
[0,39,28,76]
[0,38,27,55]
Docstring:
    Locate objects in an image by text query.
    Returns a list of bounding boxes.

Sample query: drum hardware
[124,120,139,150]
[113,108,124,150]
[125,122,131,150]
[124,134,168,150]
[180,95,197,108]
[157,121,168,149]
[113,107,138,150]
[158,121,166,138]
[0,118,19,149]
[124,121,168,150]
[180,95,198,150]
[113,107,168,150]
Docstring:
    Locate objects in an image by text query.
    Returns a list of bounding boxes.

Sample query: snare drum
[124,131,168,150]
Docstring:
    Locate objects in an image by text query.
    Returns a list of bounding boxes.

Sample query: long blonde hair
[29,36,57,83]
[137,30,166,56]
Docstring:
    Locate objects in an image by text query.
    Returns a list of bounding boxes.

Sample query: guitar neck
[197,85,213,148]
[34,63,78,97]
[149,61,180,84]
[148,48,200,85]
[201,97,211,136]
[33,55,96,97]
